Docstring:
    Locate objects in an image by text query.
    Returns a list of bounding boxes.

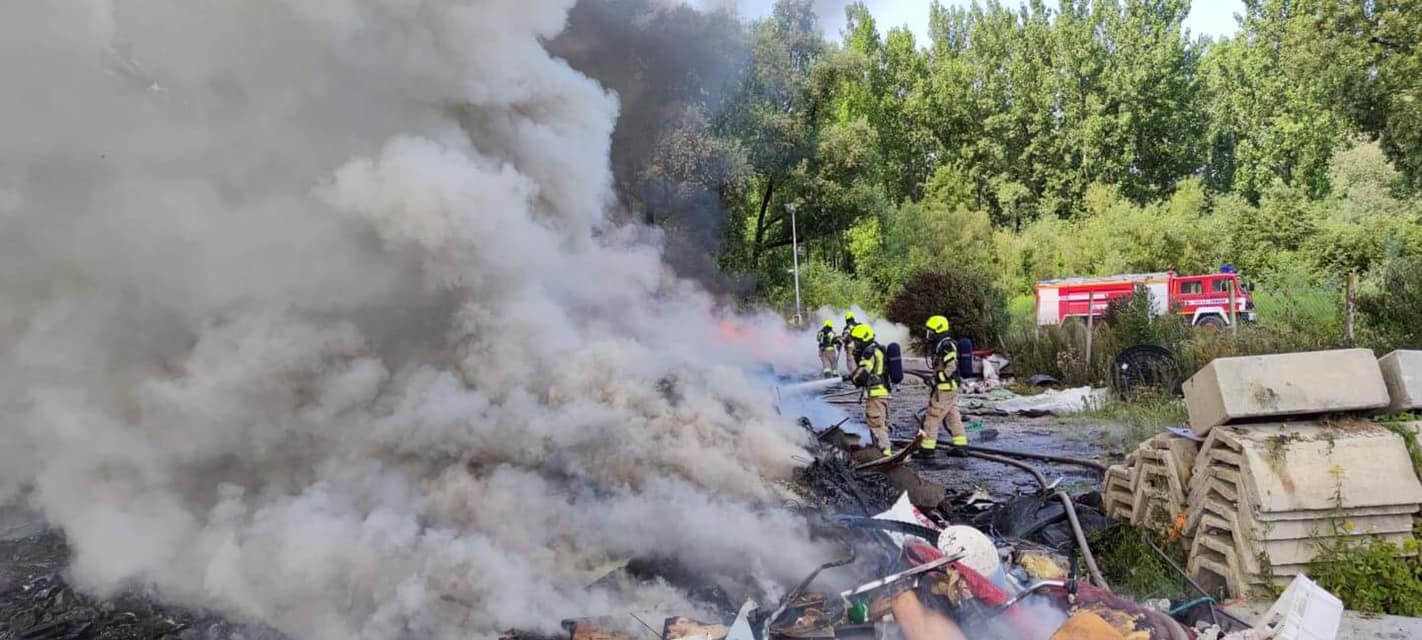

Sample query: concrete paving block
[1104,465,1131,491]
[1104,465,1136,521]
[1132,473,1186,529]
[1193,523,1315,595]
[1134,497,1182,532]
[1199,507,1414,575]
[1206,448,1245,471]
[1257,532,1413,570]
[1380,350,1422,413]
[1190,530,1310,596]
[1202,453,1417,524]
[1166,437,1199,487]
[1137,452,1188,500]
[1252,503,1421,523]
[1233,424,1422,514]
[1188,428,1246,496]
[1204,495,1414,541]
[1186,473,1243,534]
[1183,349,1390,434]
[1105,491,1135,521]
[1191,532,1249,596]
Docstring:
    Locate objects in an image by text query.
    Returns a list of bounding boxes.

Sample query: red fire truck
[1035,270,1255,328]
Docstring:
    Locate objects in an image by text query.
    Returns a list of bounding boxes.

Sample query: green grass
[1092,525,1191,601]
[1075,391,1188,451]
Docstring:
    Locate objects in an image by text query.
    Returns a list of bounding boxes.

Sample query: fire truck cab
[1035,270,1255,327]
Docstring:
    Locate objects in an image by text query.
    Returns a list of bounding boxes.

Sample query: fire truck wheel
[1194,315,1224,329]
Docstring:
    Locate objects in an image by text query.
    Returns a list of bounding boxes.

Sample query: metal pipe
[838,554,958,600]
[1056,490,1108,591]
[993,579,1066,611]
[789,203,802,326]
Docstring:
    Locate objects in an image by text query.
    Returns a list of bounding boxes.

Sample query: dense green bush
[1359,255,1422,349]
[1310,535,1422,616]
[1003,323,1088,384]
[883,269,1006,350]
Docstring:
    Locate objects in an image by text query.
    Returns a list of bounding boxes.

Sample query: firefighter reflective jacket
[933,336,960,392]
[852,343,890,398]
[817,326,838,351]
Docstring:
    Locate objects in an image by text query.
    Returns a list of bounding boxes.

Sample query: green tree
[1200,0,1349,202]
[1311,1,1422,192]
[716,0,826,271]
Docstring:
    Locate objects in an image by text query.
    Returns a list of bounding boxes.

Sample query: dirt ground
[822,380,1116,497]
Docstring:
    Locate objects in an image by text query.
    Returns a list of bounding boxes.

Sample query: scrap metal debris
[0,534,284,640]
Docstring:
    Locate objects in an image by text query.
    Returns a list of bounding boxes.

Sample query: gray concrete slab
[1231,423,1422,514]
[1183,349,1390,434]
[1380,350,1422,414]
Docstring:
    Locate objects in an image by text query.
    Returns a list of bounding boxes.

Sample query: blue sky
[731,0,1246,43]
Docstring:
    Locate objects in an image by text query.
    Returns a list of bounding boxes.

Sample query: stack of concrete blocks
[1184,423,1421,595]
[1107,434,1199,536]
[1175,348,1422,596]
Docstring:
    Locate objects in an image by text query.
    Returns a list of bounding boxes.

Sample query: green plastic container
[847,600,869,624]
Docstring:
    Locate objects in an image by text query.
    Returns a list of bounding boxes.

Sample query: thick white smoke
[0,1,831,637]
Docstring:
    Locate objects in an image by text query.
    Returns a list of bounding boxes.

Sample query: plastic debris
[724,601,756,640]
[1247,575,1341,640]
[871,492,939,549]
[994,387,1107,416]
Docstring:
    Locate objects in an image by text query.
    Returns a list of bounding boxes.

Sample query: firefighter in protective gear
[816,319,840,377]
[840,312,859,375]
[847,323,893,456]
[917,315,966,456]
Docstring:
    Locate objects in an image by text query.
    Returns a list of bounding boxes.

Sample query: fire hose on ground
[909,414,1110,590]
[961,444,1106,474]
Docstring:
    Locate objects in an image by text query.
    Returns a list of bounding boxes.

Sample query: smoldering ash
[0,2,828,638]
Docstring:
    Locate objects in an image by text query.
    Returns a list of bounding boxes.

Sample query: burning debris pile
[1,537,282,640]
[0,1,828,638]
[549,406,1210,640]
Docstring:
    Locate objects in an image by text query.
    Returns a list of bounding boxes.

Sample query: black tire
[1112,344,1184,397]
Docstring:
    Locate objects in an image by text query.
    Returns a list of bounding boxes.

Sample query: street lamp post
[787,203,802,326]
